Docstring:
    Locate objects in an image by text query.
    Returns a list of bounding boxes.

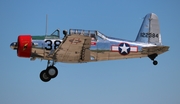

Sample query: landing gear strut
[40,60,58,82]
[148,54,158,65]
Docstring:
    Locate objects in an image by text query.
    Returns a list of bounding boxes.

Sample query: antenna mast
[45,14,48,36]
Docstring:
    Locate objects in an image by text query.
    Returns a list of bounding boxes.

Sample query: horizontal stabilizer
[141,46,169,55]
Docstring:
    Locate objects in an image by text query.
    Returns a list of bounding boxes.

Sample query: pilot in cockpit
[90,34,97,41]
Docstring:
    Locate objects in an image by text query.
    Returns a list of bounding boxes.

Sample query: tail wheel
[148,54,158,65]
[40,70,51,82]
[46,66,58,78]
[153,60,158,65]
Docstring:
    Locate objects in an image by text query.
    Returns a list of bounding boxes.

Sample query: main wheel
[153,60,158,65]
[40,70,51,82]
[46,66,58,78]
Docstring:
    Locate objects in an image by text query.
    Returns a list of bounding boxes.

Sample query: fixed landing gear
[148,54,158,65]
[40,60,58,82]
[46,66,58,78]
[40,70,51,82]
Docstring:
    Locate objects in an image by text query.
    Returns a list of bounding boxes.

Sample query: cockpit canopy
[32,29,107,41]
[69,29,107,40]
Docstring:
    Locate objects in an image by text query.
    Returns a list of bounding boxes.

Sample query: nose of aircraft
[10,42,18,50]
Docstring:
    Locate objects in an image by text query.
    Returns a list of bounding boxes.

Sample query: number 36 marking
[45,40,61,50]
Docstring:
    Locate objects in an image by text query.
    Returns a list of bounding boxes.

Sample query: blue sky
[0,0,180,104]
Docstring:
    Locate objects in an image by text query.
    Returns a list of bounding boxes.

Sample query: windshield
[45,29,60,39]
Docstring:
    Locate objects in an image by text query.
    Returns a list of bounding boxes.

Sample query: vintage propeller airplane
[10,13,169,82]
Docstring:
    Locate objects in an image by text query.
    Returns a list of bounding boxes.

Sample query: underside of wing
[52,34,91,63]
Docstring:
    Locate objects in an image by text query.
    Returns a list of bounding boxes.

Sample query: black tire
[153,60,158,65]
[46,66,58,78]
[40,70,51,82]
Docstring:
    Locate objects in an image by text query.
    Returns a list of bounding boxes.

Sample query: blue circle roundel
[118,43,130,55]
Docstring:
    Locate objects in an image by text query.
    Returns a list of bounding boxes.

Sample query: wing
[51,34,91,63]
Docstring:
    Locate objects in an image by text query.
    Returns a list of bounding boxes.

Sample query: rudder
[135,13,162,45]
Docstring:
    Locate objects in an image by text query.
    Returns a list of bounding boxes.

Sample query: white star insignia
[119,43,130,53]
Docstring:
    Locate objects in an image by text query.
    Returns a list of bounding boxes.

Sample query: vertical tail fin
[135,13,162,45]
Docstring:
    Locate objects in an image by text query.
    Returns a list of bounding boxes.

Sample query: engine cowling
[17,35,32,58]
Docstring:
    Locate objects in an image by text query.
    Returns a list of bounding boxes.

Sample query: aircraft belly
[90,51,147,61]
[108,52,147,60]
